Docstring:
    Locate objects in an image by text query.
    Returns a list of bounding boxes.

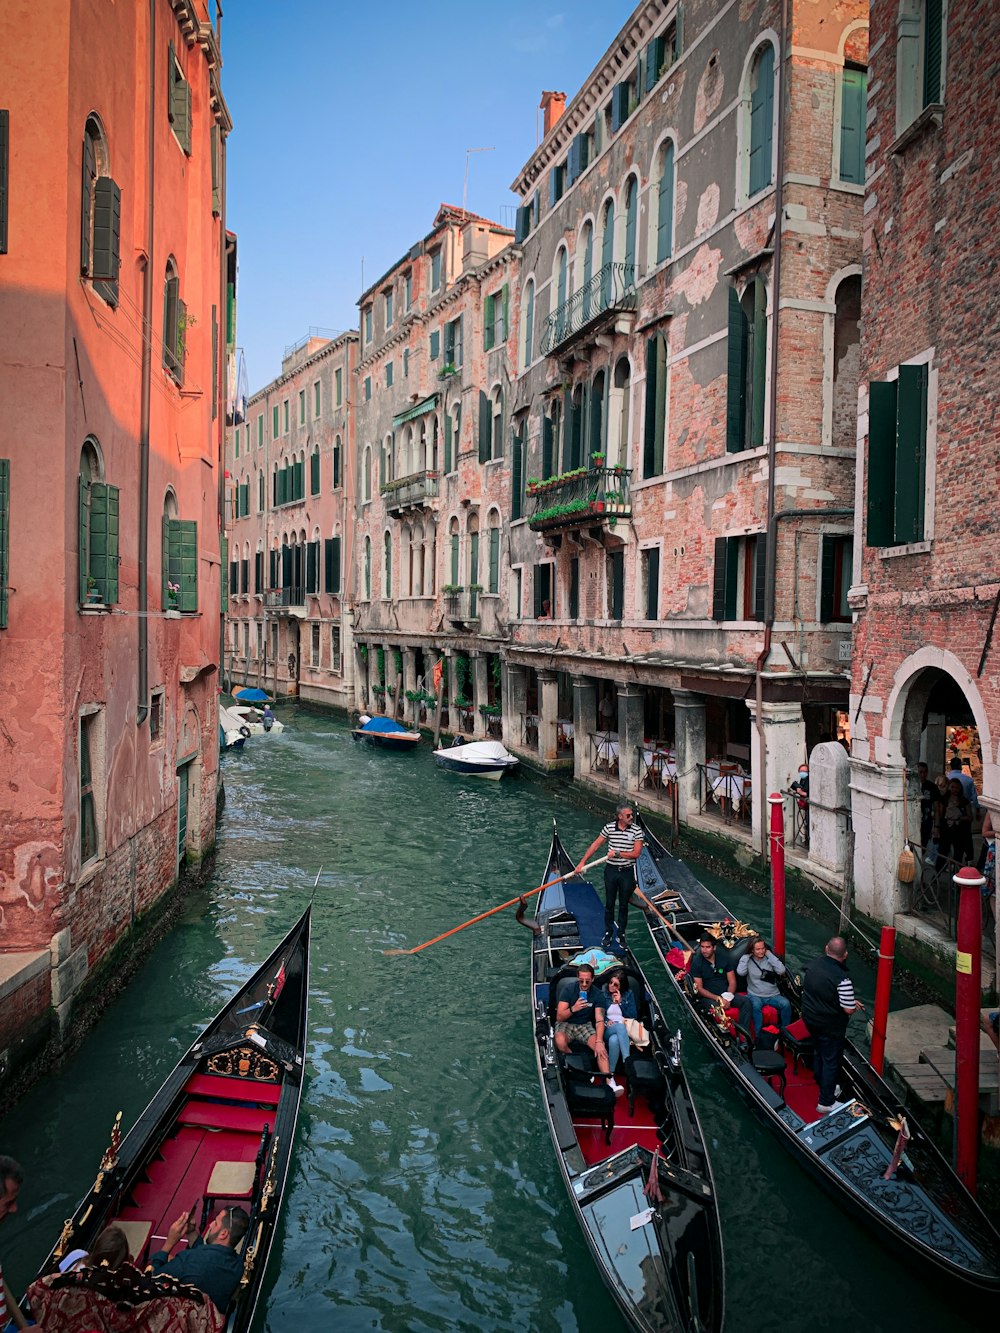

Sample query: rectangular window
[364,307,373,343]
[310,450,321,495]
[820,535,853,622]
[272,404,279,439]
[511,567,523,620]
[923,0,944,107]
[839,66,867,185]
[331,623,342,672]
[240,555,249,594]
[444,316,463,367]
[314,381,321,417]
[254,550,264,593]
[167,43,192,154]
[80,712,99,865]
[150,689,163,742]
[311,622,320,667]
[164,517,198,612]
[611,81,632,133]
[335,368,343,406]
[403,348,409,378]
[384,289,393,326]
[607,550,625,620]
[514,202,531,243]
[233,426,240,460]
[642,547,660,620]
[257,415,263,447]
[533,563,553,618]
[324,536,341,593]
[866,364,929,546]
[727,283,766,452]
[568,556,579,620]
[430,248,442,290]
[386,361,394,388]
[283,399,289,433]
[511,420,524,520]
[429,329,440,361]
[405,271,413,309]
[549,162,565,207]
[712,534,767,621]
[483,286,509,350]
[298,389,306,424]
[643,333,667,477]
[488,527,500,593]
[364,376,371,402]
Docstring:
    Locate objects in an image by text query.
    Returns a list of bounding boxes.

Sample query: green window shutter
[542,411,553,479]
[456,314,464,366]
[91,177,120,286]
[751,280,767,448]
[753,532,767,621]
[211,124,221,214]
[611,83,629,132]
[294,459,304,499]
[566,138,579,185]
[923,0,943,106]
[220,535,228,611]
[310,451,320,495]
[657,141,674,262]
[569,557,579,619]
[331,537,341,593]
[169,519,198,612]
[501,285,509,343]
[512,424,523,521]
[254,550,263,594]
[489,526,500,593]
[175,297,187,384]
[444,411,453,473]
[646,35,665,90]
[79,475,90,605]
[240,557,248,594]
[163,275,178,373]
[0,110,8,254]
[323,538,334,592]
[483,294,495,351]
[0,458,9,627]
[645,547,660,619]
[450,533,459,585]
[712,537,729,620]
[894,363,928,544]
[239,481,249,516]
[866,380,898,546]
[624,182,637,279]
[514,203,530,243]
[726,286,748,452]
[272,405,279,438]
[819,534,837,623]
[478,390,491,463]
[81,131,95,274]
[306,541,319,595]
[840,68,867,185]
[748,45,775,195]
[430,329,440,360]
[643,334,667,477]
[609,550,625,620]
[88,482,118,602]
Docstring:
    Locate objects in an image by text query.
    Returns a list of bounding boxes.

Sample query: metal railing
[527,464,632,532]
[263,588,305,608]
[539,262,637,356]
[698,763,751,824]
[906,845,995,953]
[381,468,440,512]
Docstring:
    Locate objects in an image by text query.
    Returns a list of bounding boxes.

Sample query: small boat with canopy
[351,714,421,750]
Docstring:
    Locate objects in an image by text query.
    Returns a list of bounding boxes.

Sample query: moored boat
[219,702,251,750]
[634,813,1000,1294]
[432,737,518,780]
[229,703,283,735]
[351,714,421,750]
[23,908,311,1332]
[529,825,724,1333]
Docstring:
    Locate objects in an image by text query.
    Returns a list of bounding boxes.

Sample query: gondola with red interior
[24,907,310,1332]
[529,823,723,1333]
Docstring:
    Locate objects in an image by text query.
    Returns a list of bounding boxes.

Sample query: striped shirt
[601,821,642,857]
[837,976,857,1009]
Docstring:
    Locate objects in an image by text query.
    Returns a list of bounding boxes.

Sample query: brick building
[224,330,359,710]
[505,0,867,851]
[351,206,517,733]
[0,0,230,1070]
[849,0,1000,982]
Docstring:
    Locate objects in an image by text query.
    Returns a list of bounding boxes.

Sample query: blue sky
[223,0,634,390]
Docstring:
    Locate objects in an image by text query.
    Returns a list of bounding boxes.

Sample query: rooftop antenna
[462,146,495,218]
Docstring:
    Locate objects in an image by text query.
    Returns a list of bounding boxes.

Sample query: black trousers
[604,863,636,936]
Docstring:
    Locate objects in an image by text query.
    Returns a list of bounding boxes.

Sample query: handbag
[623,1017,650,1048]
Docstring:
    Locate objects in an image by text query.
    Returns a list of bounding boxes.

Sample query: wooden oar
[633,885,691,951]
[384,855,610,956]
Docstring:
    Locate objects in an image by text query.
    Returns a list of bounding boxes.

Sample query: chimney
[540,90,566,137]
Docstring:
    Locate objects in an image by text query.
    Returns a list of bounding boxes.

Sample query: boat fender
[240,725,252,738]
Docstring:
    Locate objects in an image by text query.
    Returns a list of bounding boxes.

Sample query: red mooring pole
[869,925,896,1076]
[769,793,786,956]
[954,865,984,1193]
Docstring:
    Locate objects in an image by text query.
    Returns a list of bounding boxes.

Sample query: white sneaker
[609,1079,625,1096]
[834,1084,843,1098]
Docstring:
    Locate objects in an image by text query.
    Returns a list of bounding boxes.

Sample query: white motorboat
[432,737,519,780]
[229,703,283,735]
[219,703,250,750]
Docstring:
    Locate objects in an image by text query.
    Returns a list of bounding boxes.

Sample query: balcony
[443,588,481,628]
[263,588,306,617]
[526,464,632,536]
[381,469,439,516]
[540,262,637,358]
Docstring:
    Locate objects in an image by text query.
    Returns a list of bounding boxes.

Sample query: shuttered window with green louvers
[310,450,321,496]
[254,551,264,595]
[239,481,249,517]
[923,0,943,106]
[165,518,198,612]
[324,537,341,594]
[306,541,319,595]
[657,141,675,263]
[80,479,120,605]
[168,43,192,154]
[511,422,524,522]
[748,45,775,196]
[92,176,120,306]
[644,333,667,477]
[478,391,491,463]
[0,459,9,627]
[489,526,500,593]
[839,67,867,185]
[444,413,453,474]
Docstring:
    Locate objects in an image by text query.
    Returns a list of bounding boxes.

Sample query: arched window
[79,439,119,608]
[467,513,480,609]
[487,511,501,594]
[655,141,675,264]
[579,221,594,319]
[611,357,631,468]
[521,278,535,371]
[726,278,768,452]
[363,535,371,598]
[449,517,460,587]
[831,274,861,451]
[747,43,776,196]
[590,369,607,460]
[332,435,342,489]
[163,257,185,384]
[623,177,638,282]
[555,246,569,338]
[81,115,119,306]
[381,434,393,486]
[162,487,195,612]
[383,530,392,599]
[599,199,615,309]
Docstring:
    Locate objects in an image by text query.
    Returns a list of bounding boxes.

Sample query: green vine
[376,647,385,684]
[393,648,403,676]
[359,644,369,662]
[454,654,469,699]
[491,655,502,688]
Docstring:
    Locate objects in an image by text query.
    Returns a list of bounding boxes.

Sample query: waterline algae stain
[0,707,980,1332]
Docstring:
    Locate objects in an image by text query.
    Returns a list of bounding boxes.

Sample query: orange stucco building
[0,0,230,1074]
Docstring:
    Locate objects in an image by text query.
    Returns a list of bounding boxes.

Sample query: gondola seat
[779,1018,813,1072]
[623,1050,667,1119]
[561,1053,615,1144]
[750,1047,787,1097]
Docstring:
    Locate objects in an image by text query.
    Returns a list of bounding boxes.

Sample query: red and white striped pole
[769,793,786,956]
[869,925,896,1076]
[954,865,984,1193]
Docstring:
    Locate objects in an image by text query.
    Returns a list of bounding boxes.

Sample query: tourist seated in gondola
[736,936,793,1036]
[58,1223,130,1274]
[688,936,738,1020]
[603,970,637,1090]
[149,1204,248,1316]
[554,964,620,1094]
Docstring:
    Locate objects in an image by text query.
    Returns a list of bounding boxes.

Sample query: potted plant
[442,584,463,596]
[591,452,605,467]
[438,362,458,380]
[86,575,103,605]
[468,583,483,594]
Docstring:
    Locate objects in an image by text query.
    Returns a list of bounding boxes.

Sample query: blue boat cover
[360,715,411,734]
[232,686,271,703]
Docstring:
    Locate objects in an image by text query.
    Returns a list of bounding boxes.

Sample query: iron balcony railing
[263,588,305,609]
[527,464,632,533]
[381,469,439,513]
[540,262,637,356]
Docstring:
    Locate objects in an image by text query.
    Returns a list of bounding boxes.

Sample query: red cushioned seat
[185,1073,282,1106]
[177,1100,274,1135]
[779,1018,813,1072]
[762,1005,779,1027]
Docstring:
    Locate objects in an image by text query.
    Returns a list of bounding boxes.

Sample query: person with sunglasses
[575,803,644,953]
[150,1202,250,1314]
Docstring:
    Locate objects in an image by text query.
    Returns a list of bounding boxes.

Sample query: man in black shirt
[688,936,737,1016]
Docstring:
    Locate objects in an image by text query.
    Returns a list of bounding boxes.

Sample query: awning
[392,394,439,428]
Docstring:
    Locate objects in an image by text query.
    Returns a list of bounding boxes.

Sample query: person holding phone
[553,964,621,1094]
[149,1203,250,1314]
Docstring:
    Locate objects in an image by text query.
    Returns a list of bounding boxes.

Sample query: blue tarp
[360,715,410,734]
[232,687,271,703]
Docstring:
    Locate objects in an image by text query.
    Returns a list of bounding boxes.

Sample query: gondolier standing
[801,936,865,1114]
[575,803,643,953]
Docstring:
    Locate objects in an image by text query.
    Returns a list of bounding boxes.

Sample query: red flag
[432,659,443,694]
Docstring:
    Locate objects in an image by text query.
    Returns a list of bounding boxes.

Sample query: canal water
[0,706,981,1332]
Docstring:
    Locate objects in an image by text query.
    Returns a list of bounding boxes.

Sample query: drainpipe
[136,0,156,726]
[754,0,789,853]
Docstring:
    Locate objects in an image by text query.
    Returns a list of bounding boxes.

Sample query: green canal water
[0,706,982,1332]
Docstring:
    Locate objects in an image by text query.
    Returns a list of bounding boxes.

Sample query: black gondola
[528,824,724,1333]
[633,813,1000,1294]
[24,907,311,1331]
